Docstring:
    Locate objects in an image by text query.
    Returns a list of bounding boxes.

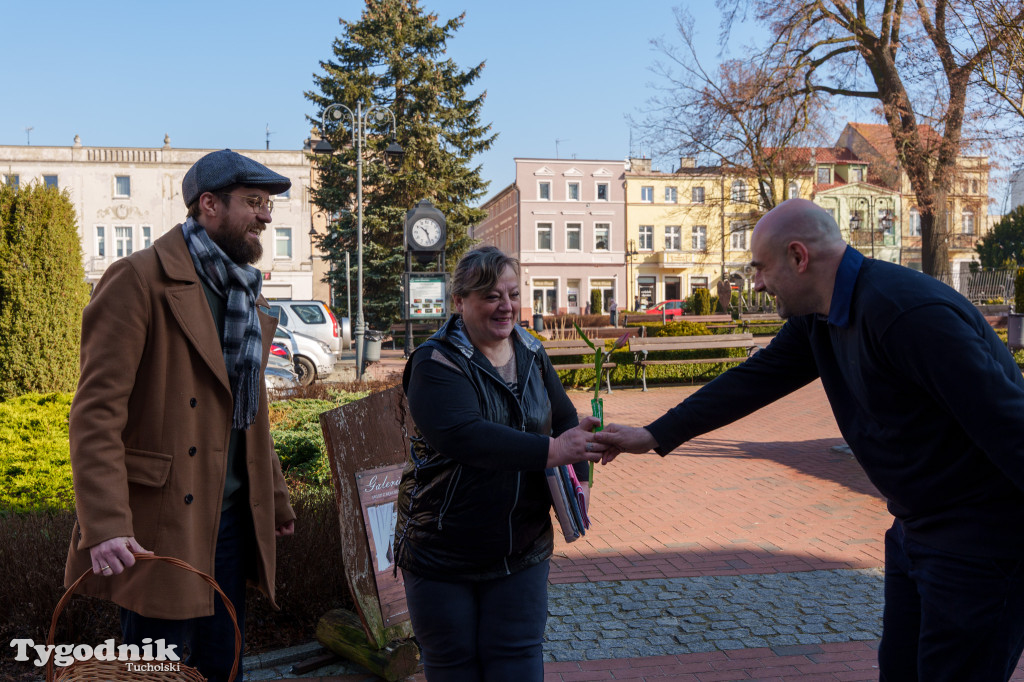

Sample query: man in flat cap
[66,149,297,681]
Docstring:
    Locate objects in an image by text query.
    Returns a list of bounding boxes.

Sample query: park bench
[387,323,438,351]
[542,339,617,393]
[628,332,762,391]
[684,314,740,331]
[738,312,784,335]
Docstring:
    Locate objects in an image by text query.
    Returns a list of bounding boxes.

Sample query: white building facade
[0,137,316,298]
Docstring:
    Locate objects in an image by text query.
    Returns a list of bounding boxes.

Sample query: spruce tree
[0,183,91,399]
[306,0,495,328]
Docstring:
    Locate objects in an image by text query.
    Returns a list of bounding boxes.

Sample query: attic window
[816,167,830,184]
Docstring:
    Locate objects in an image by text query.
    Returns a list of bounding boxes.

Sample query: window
[638,225,653,251]
[115,176,131,198]
[2,174,19,189]
[640,186,653,202]
[665,225,681,251]
[730,222,747,250]
[96,226,106,258]
[787,182,798,200]
[275,227,292,259]
[532,279,557,315]
[665,187,678,203]
[276,188,290,200]
[730,180,746,202]
[566,223,581,251]
[567,182,580,201]
[692,186,705,203]
[852,167,864,183]
[115,226,133,258]
[292,305,326,324]
[141,226,152,249]
[691,225,707,250]
[816,167,830,184]
[962,209,975,235]
[536,223,552,250]
[971,179,979,194]
[43,175,58,189]
[594,223,610,251]
[909,208,921,236]
[690,277,709,295]
[538,181,551,200]
[596,183,609,201]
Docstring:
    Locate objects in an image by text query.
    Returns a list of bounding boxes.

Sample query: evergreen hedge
[0,183,91,400]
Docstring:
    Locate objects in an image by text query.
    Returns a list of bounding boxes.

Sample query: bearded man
[65,149,296,682]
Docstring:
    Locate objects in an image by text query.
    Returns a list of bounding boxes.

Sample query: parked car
[267,300,349,353]
[265,352,299,391]
[644,299,688,319]
[274,326,336,386]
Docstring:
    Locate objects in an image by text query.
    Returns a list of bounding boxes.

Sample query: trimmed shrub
[0,184,91,400]
[590,289,603,315]
[0,393,75,513]
[655,321,712,337]
[691,287,712,315]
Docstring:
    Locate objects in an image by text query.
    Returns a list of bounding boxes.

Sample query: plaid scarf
[182,217,264,430]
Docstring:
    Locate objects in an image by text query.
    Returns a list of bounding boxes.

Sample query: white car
[274,326,336,386]
[267,300,349,353]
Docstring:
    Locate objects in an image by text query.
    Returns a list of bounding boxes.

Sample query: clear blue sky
[1,1,877,202]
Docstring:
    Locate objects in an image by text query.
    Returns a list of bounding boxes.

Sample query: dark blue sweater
[647,247,1024,557]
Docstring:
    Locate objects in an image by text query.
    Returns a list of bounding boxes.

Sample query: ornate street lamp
[313,101,404,380]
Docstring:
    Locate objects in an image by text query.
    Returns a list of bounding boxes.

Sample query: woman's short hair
[451,246,520,299]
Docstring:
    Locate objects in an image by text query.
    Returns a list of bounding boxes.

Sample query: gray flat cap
[182,149,291,206]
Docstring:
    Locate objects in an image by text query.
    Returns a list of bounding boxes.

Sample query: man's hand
[275,519,296,537]
[89,536,152,577]
[593,423,658,464]
[546,416,607,468]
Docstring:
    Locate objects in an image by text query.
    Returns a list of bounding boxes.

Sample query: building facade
[0,136,322,299]
[624,157,751,309]
[473,158,627,321]
[836,122,991,273]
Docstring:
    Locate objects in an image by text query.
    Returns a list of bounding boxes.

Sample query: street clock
[405,199,447,253]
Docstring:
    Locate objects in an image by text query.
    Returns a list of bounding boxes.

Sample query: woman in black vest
[394,246,604,680]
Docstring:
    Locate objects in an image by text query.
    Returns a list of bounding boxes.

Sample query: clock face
[411,218,442,248]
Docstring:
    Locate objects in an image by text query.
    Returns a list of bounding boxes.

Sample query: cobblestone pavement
[542,569,883,663]
[263,362,1024,681]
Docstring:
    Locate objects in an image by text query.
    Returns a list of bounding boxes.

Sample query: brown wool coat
[64,225,295,620]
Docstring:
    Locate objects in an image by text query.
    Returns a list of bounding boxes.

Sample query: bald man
[597,199,1024,681]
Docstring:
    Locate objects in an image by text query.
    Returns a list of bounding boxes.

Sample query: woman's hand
[546,416,607,468]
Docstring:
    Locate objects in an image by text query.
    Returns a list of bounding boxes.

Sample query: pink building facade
[473,158,627,323]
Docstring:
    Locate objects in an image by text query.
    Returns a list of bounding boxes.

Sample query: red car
[644,299,687,319]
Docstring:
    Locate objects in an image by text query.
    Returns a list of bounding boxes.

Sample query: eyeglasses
[219,193,274,214]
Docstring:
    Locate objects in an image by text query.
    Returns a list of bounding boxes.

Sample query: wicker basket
[46,553,240,682]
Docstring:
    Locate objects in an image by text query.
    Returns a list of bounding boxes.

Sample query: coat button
[189,398,197,408]
[188,446,197,456]
[184,494,194,504]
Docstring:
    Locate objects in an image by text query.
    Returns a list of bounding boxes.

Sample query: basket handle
[46,553,240,682]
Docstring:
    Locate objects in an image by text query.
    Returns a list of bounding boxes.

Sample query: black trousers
[120,504,255,682]
[879,520,1024,681]
[402,559,550,682]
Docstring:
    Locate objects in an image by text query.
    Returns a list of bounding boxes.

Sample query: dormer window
[816,167,830,184]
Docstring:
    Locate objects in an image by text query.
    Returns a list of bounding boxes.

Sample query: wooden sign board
[319,386,415,649]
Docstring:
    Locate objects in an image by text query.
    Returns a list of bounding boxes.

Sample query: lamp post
[313,101,404,380]
[626,239,639,310]
[850,197,875,259]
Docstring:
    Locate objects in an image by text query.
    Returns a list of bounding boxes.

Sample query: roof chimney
[630,157,651,173]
